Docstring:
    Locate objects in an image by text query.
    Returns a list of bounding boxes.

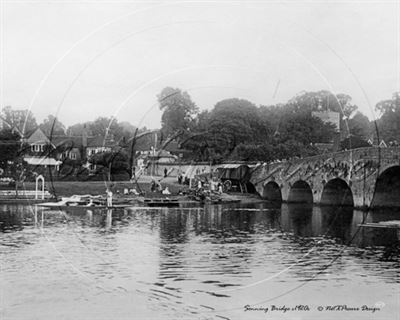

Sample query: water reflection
[352,210,400,250]
[160,208,190,243]
[1,203,399,248]
[0,204,35,232]
[0,203,399,319]
[105,209,112,230]
[1,204,399,248]
[280,204,354,242]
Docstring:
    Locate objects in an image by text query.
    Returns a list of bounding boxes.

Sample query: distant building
[137,149,178,176]
[367,137,388,148]
[24,128,116,170]
[85,136,114,157]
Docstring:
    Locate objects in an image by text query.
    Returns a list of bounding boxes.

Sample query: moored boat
[140,198,180,207]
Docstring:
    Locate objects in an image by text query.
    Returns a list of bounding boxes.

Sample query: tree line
[158,88,400,162]
[0,106,140,142]
[0,108,145,181]
[0,89,399,170]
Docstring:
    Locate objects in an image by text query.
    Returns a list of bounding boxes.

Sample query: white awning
[219,164,246,169]
[24,157,62,166]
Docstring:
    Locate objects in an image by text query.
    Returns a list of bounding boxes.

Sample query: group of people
[150,179,171,194]
[150,179,162,192]
[197,178,224,194]
[123,188,140,195]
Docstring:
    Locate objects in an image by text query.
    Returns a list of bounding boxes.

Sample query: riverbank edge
[0,179,266,205]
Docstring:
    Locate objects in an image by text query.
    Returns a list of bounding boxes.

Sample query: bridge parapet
[250,147,400,208]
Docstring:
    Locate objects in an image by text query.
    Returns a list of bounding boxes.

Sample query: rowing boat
[140,198,180,207]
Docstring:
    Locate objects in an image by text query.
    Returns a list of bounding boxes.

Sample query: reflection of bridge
[250,147,400,208]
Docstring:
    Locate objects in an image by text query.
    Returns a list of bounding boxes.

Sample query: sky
[1,0,399,129]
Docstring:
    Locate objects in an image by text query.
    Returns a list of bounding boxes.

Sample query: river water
[0,202,399,320]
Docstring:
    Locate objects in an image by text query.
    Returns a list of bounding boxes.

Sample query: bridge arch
[262,181,282,203]
[288,180,313,204]
[371,165,400,208]
[321,178,354,207]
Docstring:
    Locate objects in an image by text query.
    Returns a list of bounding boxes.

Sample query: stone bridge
[250,147,400,208]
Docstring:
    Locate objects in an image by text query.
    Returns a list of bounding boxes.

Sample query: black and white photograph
[0,1,399,319]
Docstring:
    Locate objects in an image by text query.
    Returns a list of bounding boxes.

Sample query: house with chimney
[24,128,116,171]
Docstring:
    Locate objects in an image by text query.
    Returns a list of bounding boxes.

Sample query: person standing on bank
[164,168,168,178]
[106,188,113,207]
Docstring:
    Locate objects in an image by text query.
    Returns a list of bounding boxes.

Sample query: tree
[1,106,37,136]
[287,91,357,116]
[7,155,29,196]
[118,121,137,140]
[0,129,21,168]
[230,143,273,161]
[335,93,358,117]
[66,123,86,136]
[89,117,123,139]
[179,111,213,161]
[66,117,134,142]
[39,114,66,136]
[257,100,337,158]
[269,109,333,145]
[208,98,263,157]
[0,130,30,196]
[347,111,371,139]
[181,98,266,161]
[375,92,400,143]
[157,87,198,139]
[287,91,363,140]
[162,90,367,162]
[340,135,370,150]
[376,92,400,115]
[181,95,338,162]
[89,149,129,180]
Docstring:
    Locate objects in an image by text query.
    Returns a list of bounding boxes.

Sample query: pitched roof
[87,136,115,148]
[26,128,50,145]
[26,129,116,149]
[50,136,83,148]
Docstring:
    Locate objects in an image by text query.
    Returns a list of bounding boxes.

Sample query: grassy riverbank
[22,175,189,197]
[18,176,264,204]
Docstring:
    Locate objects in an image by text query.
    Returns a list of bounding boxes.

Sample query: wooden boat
[206,198,241,204]
[139,195,241,207]
[141,198,180,207]
[188,194,241,204]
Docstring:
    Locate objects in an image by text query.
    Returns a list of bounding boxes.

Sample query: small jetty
[137,192,243,208]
